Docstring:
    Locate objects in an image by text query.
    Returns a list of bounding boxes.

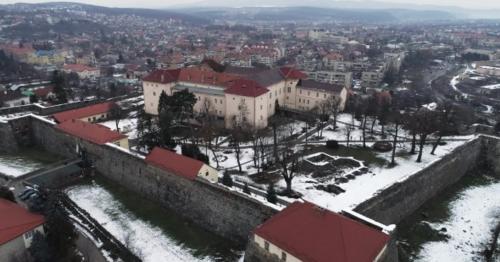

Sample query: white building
[142,65,349,129]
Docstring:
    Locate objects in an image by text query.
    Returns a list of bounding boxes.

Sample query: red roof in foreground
[57,119,127,145]
[225,79,269,97]
[0,199,45,245]
[279,67,307,79]
[254,202,390,262]
[145,147,204,180]
[52,102,116,123]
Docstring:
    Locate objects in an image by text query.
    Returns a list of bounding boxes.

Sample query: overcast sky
[2,0,500,9]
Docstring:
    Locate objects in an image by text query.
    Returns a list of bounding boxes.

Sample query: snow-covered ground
[67,182,237,262]
[417,180,500,262]
[0,154,50,177]
[290,136,476,212]
[99,116,138,139]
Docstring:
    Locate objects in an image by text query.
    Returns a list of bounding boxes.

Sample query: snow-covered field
[290,136,475,212]
[67,183,229,262]
[0,154,50,177]
[99,116,138,139]
[417,180,500,262]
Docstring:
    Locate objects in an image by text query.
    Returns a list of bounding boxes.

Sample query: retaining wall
[353,136,495,225]
[27,116,277,243]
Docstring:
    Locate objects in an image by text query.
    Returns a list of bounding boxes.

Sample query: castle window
[153,91,156,96]
[264,241,270,251]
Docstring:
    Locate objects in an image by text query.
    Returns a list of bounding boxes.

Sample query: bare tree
[230,101,251,173]
[250,128,266,173]
[313,101,330,138]
[109,103,124,132]
[344,115,355,147]
[278,144,299,195]
[388,109,403,166]
[414,108,439,162]
[326,95,342,130]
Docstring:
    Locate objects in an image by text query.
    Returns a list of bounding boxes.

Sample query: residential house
[0,199,45,261]
[57,119,129,149]
[249,201,391,262]
[63,64,101,79]
[52,102,117,123]
[145,147,218,183]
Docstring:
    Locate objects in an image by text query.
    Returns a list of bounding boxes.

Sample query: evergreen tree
[158,90,169,114]
[28,232,53,262]
[266,183,278,204]
[43,193,78,261]
[158,110,176,149]
[136,109,160,151]
[29,94,38,103]
[52,70,68,104]
[222,172,233,187]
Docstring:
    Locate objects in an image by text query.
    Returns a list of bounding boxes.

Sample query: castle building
[142,64,348,128]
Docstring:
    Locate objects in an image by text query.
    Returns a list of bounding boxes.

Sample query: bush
[373,141,392,152]
[266,183,278,204]
[326,140,339,149]
[0,186,16,203]
[222,172,233,187]
[243,183,251,194]
[181,144,209,164]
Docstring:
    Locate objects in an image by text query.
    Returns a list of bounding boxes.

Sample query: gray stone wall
[244,240,281,262]
[28,116,277,243]
[0,122,19,153]
[353,137,484,225]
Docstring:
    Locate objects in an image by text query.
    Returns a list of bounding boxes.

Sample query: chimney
[161,74,164,82]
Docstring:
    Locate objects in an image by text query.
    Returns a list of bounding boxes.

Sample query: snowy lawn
[67,181,243,262]
[99,116,138,139]
[291,135,476,212]
[416,179,500,262]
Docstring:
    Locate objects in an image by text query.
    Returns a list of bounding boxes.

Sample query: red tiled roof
[0,199,45,245]
[142,68,181,84]
[177,68,239,86]
[56,119,127,145]
[225,79,269,97]
[33,86,53,98]
[145,147,204,180]
[52,102,116,123]
[254,202,390,262]
[279,67,307,79]
[143,68,241,86]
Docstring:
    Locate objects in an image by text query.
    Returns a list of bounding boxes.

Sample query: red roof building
[57,119,127,146]
[145,147,206,180]
[253,201,390,262]
[0,199,45,246]
[63,64,99,73]
[279,67,307,79]
[52,102,116,123]
[225,79,269,97]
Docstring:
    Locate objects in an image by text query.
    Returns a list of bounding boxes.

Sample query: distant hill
[0,2,209,24]
[173,0,500,20]
[177,6,455,23]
